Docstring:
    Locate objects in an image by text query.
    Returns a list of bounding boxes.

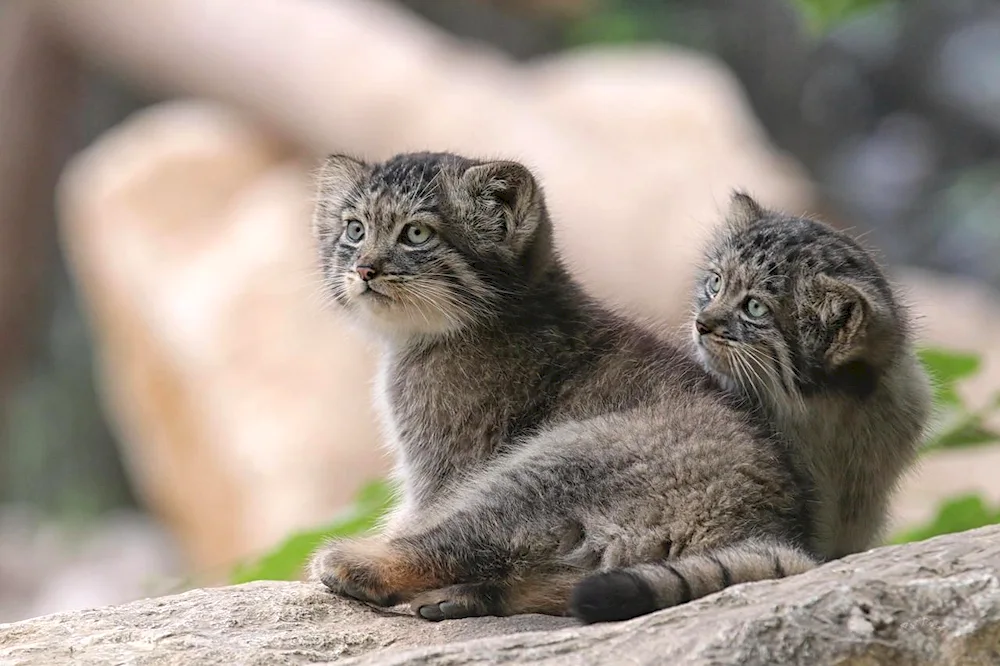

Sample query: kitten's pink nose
[356,265,377,282]
[695,317,712,336]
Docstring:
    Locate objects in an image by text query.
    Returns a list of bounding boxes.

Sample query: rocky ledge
[2,526,999,665]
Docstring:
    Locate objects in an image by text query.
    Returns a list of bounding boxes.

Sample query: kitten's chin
[348,295,470,342]
[695,343,742,394]
[336,277,481,342]
[694,339,723,374]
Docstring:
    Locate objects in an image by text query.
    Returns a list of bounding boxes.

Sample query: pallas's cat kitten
[691,193,932,559]
[308,152,819,624]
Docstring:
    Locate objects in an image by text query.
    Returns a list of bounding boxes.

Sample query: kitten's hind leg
[309,456,598,612]
[310,508,566,607]
[310,507,585,612]
[411,570,588,620]
[409,518,662,621]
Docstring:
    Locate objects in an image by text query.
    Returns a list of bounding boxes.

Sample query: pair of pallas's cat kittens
[308,151,931,624]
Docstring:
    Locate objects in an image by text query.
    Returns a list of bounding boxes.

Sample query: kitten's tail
[569,538,817,624]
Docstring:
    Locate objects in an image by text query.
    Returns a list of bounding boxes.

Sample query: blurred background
[2,0,1000,623]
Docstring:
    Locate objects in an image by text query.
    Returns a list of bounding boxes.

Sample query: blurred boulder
[57,103,387,572]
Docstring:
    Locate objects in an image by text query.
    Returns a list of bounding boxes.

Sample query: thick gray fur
[307,152,819,623]
[691,193,933,559]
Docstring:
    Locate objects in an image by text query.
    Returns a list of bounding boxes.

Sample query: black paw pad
[569,570,658,624]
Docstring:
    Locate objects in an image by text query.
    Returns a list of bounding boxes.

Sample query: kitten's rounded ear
[317,154,368,196]
[313,154,369,236]
[460,160,542,242]
[814,273,874,367]
[726,191,765,229]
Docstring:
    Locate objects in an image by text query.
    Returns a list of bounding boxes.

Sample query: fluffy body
[691,194,933,559]
[308,152,819,623]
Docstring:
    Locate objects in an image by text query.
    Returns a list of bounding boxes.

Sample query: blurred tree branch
[0,2,83,491]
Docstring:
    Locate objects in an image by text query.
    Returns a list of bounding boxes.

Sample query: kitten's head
[692,193,904,407]
[312,152,552,339]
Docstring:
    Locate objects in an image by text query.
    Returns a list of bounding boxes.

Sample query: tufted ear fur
[459,160,544,252]
[726,191,766,230]
[312,154,369,237]
[814,273,875,368]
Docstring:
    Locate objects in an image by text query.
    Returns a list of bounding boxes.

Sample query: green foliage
[919,348,1000,453]
[888,347,1000,544]
[563,0,898,48]
[791,0,895,34]
[564,0,645,47]
[919,348,980,407]
[890,494,1000,545]
[229,479,395,584]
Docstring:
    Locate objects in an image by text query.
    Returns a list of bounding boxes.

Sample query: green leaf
[926,420,1000,452]
[566,10,643,46]
[229,479,396,584]
[918,347,981,408]
[918,347,981,383]
[791,0,895,34]
[890,494,1000,544]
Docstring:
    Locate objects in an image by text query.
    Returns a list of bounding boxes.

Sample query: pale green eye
[402,222,434,246]
[707,272,723,296]
[745,297,769,318]
[345,220,365,242]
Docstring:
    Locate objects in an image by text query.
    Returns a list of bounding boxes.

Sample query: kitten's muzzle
[695,315,728,338]
[694,316,736,344]
[356,265,378,281]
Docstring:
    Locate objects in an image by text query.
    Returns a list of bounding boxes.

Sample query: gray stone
[3,526,1000,665]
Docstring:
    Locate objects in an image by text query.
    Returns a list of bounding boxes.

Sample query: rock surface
[3,526,999,665]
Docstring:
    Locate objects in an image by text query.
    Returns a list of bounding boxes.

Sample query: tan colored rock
[57,103,387,572]
[3,526,1000,665]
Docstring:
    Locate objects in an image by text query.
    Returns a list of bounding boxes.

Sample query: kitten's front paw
[309,538,437,607]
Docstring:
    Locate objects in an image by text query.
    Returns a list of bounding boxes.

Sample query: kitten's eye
[745,297,769,318]
[707,272,723,296]
[345,220,365,243]
[402,222,434,246]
